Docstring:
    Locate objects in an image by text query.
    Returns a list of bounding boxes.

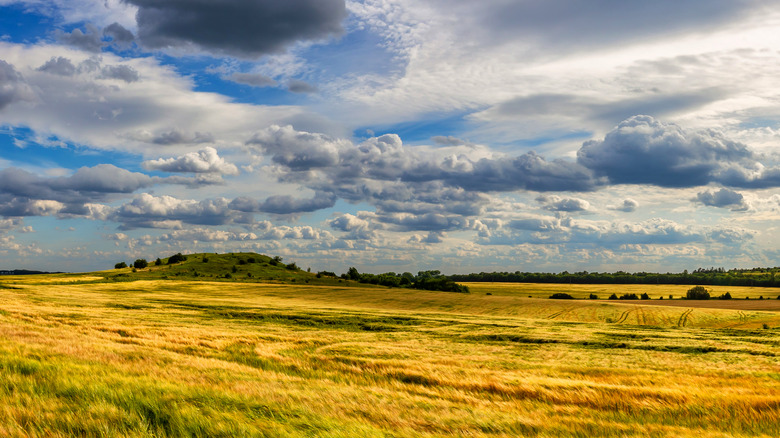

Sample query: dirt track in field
[628,299,780,311]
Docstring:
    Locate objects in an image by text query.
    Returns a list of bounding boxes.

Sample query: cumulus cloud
[103,22,135,47]
[57,24,103,52]
[99,64,139,82]
[536,195,590,212]
[578,115,780,188]
[37,57,77,76]
[610,198,639,212]
[142,147,239,175]
[126,0,347,58]
[112,194,242,229]
[0,60,34,110]
[694,188,747,211]
[230,192,337,215]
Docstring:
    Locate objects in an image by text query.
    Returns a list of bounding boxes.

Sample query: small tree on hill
[167,253,187,264]
[114,262,127,269]
[686,285,710,300]
[133,259,148,269]
[154,258,163,266]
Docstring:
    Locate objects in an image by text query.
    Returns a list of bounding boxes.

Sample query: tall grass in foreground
[0,280,778,437]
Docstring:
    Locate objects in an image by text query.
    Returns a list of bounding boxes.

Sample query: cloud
[694,188,747,211]
[142,147,239,175]
[112,194,242,229]
[610,198,639,212]
[577,115,780,188]
[37,57,77,76]
[536,195,590,212]
[230,192,337,215]
[103,22,135,47]
[56,24,103,52]
[99,64,139,82]
[227,72,276,87]
[0,60,34,110]
[126,0,347,58]
[288,79,318,94]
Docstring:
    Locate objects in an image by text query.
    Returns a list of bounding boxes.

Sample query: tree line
[449,269,780,288]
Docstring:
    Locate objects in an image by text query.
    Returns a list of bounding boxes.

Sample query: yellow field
[0,279,778,437]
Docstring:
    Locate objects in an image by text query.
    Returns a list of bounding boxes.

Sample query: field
[0,275,779,437]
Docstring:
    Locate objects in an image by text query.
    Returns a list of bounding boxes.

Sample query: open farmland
[0,276,778,437]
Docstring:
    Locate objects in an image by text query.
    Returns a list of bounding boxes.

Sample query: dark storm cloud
[57,25,103,52]
[100,65,140,83]
[694,188,747,210]
[227,72,276,87]
[37,57,77,76]
[577,115,780,188]
[0,60,33,110]
[288,80,318,94]
[125,0,347,58]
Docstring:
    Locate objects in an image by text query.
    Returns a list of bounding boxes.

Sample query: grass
[0,277,778,436]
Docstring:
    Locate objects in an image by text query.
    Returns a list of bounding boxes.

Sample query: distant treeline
[331,268,469,293]
[450,268,780,288]
[0,269,57,275]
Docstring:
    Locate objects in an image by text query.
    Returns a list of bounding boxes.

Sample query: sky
[2,0,780,274]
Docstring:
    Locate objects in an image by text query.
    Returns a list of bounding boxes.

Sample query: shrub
[231,265,238,273]
[154,258,162,266]
[619,293,639,300]
[589,293,598,300]
[317,271,336,278]
[640,293,650,300]
[286,262,298,271]
[763,323,770,329]
[238,259,247,265]
[247,257,256,263]
[133,259,148,269]
[224,273,232,279]
[669,294,674,299]
[608,293,618,300]
[550,293,574,299]
[167,253,187,264]
[718,292,732,300]
[686,285,710,300]
[202,257,209,263]
[114,262,127,269]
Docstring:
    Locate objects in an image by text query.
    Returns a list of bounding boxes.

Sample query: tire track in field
[614,308,633,324]
[677,309,693,327]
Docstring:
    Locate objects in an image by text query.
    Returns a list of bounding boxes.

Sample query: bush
[619,293,639,300]
[167,253,187,264]
[686,285,710,300]
[718,292,732,300]
[238,259,247,265]
[286,262,298,270]
[114,262,127,269]
[133,259,148,269]
[154,258,163,266]
[640,293,650,300]
[247,257,256,263]
[202,257,209,263]
[608,293,618,300]
[589,293,598,300]
[231,265,238,273]
[550,293,574,299]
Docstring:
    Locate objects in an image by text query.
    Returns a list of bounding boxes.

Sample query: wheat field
[0,278,778,437]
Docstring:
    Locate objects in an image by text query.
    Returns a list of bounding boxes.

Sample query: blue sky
[2,0,780,273]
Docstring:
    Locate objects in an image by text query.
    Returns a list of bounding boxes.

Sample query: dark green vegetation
[107,253,468,293]
[452,267,780,288]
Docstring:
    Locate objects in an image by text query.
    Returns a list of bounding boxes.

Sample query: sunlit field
[1,276,779,437]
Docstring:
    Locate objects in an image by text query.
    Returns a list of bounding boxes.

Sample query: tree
[346,267,360,281]
[133,259,148,269]
[114,262,127,269]
[167,253,187,264]
[686,285,710,300]
[154,258,163,266]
